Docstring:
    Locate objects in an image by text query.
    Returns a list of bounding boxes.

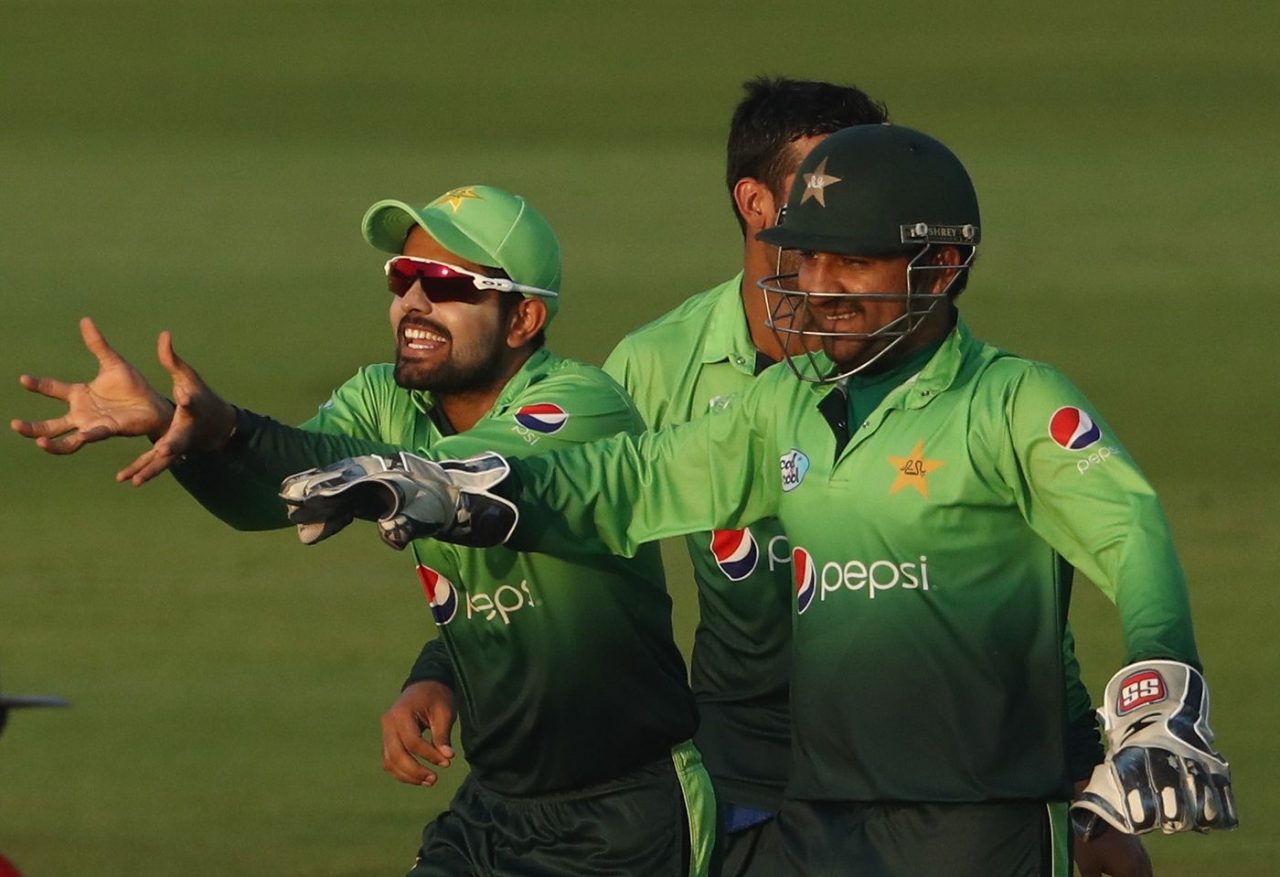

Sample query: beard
[393,319,509,395]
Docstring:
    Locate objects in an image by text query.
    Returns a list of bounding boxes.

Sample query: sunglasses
[384,257,558,303]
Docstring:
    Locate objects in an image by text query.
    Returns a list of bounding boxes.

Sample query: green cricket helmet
[757,124,980,381]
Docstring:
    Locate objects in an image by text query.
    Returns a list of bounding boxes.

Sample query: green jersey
[172,348,698,796]
[510,320,1198,802]
[603,275,792,811]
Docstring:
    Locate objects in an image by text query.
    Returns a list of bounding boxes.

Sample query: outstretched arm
[14,320,401,533]
[11,318,174,459]
[116,329,238,486]
[12,319,245,484]
[278,378,787,558]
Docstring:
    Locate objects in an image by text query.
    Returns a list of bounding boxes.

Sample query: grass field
[2,2,1278,874]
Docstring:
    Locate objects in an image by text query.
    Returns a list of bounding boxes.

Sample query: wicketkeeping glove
[279,451,518,550]
[1071,660,1238,838]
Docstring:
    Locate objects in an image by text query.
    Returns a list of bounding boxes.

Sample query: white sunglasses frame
[384,257,558,299]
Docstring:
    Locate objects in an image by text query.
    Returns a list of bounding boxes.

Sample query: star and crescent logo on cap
[433,186,482,213]
[800,158,841,207]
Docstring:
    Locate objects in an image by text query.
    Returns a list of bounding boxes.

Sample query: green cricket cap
[759,124,980,257]
[362,185,562,322]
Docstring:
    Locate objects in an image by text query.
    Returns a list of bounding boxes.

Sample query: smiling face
[796,251,913,370]
[790,247,959,374]
[388,225,514,394]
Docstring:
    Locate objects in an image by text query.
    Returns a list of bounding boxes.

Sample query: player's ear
[507,297,548,349]
[733,177,776,234]
[927,246,963,295]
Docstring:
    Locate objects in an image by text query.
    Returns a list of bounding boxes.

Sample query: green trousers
[406,740,714,877]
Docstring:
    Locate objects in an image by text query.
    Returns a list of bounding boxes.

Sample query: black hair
[726,76,889,234]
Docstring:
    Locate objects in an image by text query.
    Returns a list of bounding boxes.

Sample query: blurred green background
[2,1,1277,874]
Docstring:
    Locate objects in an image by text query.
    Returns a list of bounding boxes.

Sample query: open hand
[11,318,173,454]
[117,330,237,486]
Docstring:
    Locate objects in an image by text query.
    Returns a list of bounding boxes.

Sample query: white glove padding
[376,452,518,550]
[279,454,412,545]
[280,451,517,550]
[1071,660,1238,838]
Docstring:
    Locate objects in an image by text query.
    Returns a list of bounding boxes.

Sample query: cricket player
[12,186,714,876]
[284,126,1237,876]
[602,78,1147,877]
[600,82,891,872]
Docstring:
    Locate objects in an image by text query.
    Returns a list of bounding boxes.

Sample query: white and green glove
[1071,660,1238,837]
[279,451,517,550]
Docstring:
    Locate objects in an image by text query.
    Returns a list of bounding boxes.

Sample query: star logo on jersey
[887,439,945,497]
[431,186,482,213]
[800,158,842,207]
[416,564,458,625]
[514,402,570,434]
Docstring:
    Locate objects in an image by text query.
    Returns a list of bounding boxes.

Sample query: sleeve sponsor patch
[1048,406,1102,451]
[514,402,570,434]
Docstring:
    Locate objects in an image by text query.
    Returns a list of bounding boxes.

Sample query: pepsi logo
[416,564,458,625]
[710,528,760,581]
[793,547,817,615]
[1049,406,1102,451]
[514,402,569,434]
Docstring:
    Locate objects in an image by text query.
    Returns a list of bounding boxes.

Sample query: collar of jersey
[697,272,758,373]
[807,316,976,406]
[406,346,557,416]
[890,316,976,409]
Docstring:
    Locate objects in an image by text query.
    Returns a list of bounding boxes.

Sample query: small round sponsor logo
[793,547,817,614]
[1049,406,1102,451]
[710,528,760,581]
[415,564,458,625]
[780,448,810,492]
[514,402,570,434]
